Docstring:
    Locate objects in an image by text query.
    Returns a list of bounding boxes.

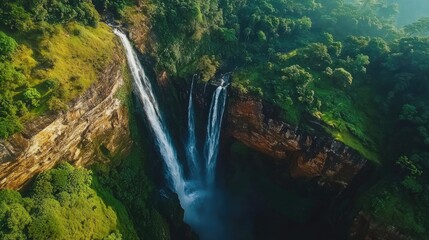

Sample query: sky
[387,0,429,26]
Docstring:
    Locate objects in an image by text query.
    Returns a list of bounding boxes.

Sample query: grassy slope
[9,22,115,117]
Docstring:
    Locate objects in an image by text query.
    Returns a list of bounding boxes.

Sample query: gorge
[114,29,372,239]
[1,0,429,239]
[116,29,234,239]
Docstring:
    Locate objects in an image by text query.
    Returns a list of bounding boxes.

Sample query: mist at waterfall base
[114,30,242,239]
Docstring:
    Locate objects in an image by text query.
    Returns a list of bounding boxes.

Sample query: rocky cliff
[0,46,132,189]
[225,92,367,189]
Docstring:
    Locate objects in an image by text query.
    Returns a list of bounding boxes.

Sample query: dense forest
[1,0,429,239]
[132,0,429,236]
[126,0,429,235]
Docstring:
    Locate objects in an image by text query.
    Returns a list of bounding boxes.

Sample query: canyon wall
[0,46,132,189]
[225,92,368,189]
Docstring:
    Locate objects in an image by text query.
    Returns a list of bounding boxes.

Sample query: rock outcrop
[0,47,132,189]
[225,92,367,189]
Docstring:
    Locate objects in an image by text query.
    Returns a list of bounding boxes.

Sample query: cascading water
[114,29,229,239]
[183,74,229,239]
[186,75,200,179]
[114,29,186,199]
[204,79,228,187]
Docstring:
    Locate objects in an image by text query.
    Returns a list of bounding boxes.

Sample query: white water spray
[204,79,228,187]
[186,75,200,179]
[114,29,186,199]
[115,29,229,238]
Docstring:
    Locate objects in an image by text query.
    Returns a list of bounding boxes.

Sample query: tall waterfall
[114,29,186,199]
[114,29,228,239]
[186,75,199,179]
[204,79,228,187]
[183,75,229,238]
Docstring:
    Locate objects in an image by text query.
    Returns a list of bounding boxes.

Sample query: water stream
[114,29,229,239]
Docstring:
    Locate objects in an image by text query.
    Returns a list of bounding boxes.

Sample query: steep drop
[115,30,188,201]
[115,30,229,239]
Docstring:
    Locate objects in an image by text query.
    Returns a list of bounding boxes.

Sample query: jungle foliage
[0,163,125,240]
[1,0,429,238]
[124,0,429,237]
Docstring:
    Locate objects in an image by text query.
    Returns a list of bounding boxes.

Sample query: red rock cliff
[226,93,367,189]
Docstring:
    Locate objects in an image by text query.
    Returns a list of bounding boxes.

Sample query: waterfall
[115,29,229,239]
[204,78,228,186]
[186,75,199,179]
[183,75,229,237]
[114,29,186,199]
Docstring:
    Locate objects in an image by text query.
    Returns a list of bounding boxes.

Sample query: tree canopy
[0,163,122,240]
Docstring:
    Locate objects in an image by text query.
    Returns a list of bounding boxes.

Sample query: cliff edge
[0,45,132,189]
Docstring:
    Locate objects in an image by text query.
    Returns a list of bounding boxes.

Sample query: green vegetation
[119,0,429,237]
[92,73,171,239]
[124,0,384,161]
[0,163,126,239]
[1,0,429,238]
[0,0,115,139]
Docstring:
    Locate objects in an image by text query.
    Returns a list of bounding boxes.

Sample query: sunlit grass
[10,22,115,117]
[39,23,115,102]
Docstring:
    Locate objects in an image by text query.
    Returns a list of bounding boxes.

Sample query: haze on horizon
[387,0,429,26]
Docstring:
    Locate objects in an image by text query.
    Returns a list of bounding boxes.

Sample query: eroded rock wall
[225,92,367,189]
[0,47,132,189]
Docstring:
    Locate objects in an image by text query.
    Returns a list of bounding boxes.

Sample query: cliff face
[0,47,132,189]
[225,92,367,189]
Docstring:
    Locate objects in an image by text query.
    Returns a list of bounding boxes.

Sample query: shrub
[0,116,23,139]
[15,100,28,117]
[47,97,68,111]
[44,78,60,90]
[23,88,41,107]
[0,32,17,59]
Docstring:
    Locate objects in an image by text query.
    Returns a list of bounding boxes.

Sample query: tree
[338,54,370,76]
[0,163,122,239]
[0,2,33,31]
[23,88,41,107]
[0,32,17,59]
[365,37,390,60]
[343,36,370,57]
[404,17,429,37]
[0,62,26,91]
[0,190,32,239]
[387,37,429,72]
[295,16,312,32]
[92,0,130,17]
[296,43,332,70]
[197,55,220,81]
[332,68,353,88]
[218,28,237,42]
[0,116,23,139]
[281,64,313,86]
